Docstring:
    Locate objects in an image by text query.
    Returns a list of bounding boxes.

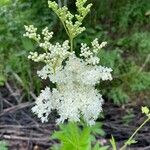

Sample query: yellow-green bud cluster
[48,0,92,39]
[142,106,150,118]
[75,0,92,22]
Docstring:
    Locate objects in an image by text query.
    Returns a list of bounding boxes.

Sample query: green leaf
[0,0,10,6]
[110,136,117,150]
[0,141,8,150]
[51,122,93,150]
[21,38,34,51]
[51,144,60,150]
[93,143,100,150]
[90,122,105,136]
[92,143,109,150]
[126,139,137,145]
[0,74,6,86]
[99,146,109,150]
[80,127,91,149]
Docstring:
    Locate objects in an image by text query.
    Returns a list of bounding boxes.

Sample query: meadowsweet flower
[25,25,73,72]
[31,76,104,125]
[25,0,113,125]
[80,39,107,65]
[32,87,53,123]
[31,54,112,125]
[25,26,112,125]
[37,65,53,79]
[23,25,41,42]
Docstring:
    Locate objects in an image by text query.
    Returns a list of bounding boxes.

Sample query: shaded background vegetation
[0,0,150,105]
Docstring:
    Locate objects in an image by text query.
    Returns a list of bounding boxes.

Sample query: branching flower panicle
[24,25,73,73]
[48,0,92,52]
[24,0,113,125]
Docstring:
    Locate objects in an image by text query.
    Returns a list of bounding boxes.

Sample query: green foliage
[122,109,135,125]
[0,0,54,94]
[99,49,123,70]
[118,107,150,150]
[110,136,117,150]
[51,122,108,150]
[0,141,8,150]
[93,144,109,150]
[112,107,150,150]
[89,0,150,104]
[91,0,150,31]
[117,32,150,56]
[0,0,149,104]
[117,0,149,30]
[52,123,91,150]
[108,88,129,104]
[130,72,150,92]
[109,32,150,102]
[125,139,137,146]
[0,55,6,86]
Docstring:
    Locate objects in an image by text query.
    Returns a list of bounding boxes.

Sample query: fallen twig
[0,102,34,117]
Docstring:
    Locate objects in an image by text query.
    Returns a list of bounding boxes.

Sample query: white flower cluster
[24,1,112,126]
[32,54,112,125]
[24,25,73,72]
[39,27,53,50]
[80,38,107,65]
[23,25,41,42]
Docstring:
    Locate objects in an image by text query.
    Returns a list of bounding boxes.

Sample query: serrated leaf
[51,122,94,150]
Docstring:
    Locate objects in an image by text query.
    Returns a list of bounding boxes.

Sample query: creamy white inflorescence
[24,0,113,125]
[32,54,112,125]
[24,24,112,125]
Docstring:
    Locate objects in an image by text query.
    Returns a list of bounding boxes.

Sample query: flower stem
[70,37,73,52]
[61,20,74,52]
[62,21,70,38]
[119,117,150,150]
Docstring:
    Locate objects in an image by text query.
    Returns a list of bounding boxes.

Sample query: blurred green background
[0,0,150,105]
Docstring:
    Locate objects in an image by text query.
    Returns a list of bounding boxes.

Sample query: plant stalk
[70,37,73,52]
[119,117,150,150]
